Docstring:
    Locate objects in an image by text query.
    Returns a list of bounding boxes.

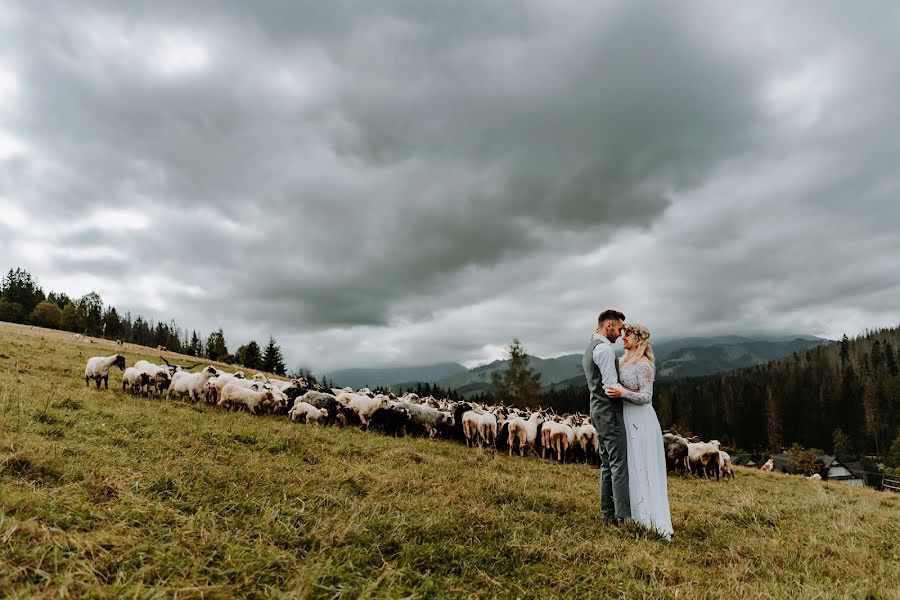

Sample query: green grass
[1,322,899,599]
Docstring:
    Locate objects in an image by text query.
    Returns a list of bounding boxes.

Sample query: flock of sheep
[83,352,734,478]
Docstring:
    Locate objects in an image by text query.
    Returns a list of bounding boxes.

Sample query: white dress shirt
[591,332,619,388]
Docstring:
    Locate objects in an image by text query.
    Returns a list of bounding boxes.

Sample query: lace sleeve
[621,362,654,405]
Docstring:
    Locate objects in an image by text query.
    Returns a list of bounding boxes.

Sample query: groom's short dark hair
[598,309,625,325]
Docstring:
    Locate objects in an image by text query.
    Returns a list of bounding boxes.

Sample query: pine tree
[840,334,850,369]
[206,329,229,362]
[262,336,286,376]
[491,339,542,408]
[832,428,854,461]
[235,341,263,370]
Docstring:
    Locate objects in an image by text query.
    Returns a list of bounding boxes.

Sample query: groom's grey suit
[583,335,631,521]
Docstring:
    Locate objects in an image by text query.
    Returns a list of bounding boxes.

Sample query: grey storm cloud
[2,1,899,371]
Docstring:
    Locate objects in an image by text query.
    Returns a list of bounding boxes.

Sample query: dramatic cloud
[2,1,898,372]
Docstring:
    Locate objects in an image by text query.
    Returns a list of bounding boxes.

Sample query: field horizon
[1,322,898,598]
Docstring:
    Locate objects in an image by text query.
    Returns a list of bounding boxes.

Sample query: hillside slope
[1,323,898,598]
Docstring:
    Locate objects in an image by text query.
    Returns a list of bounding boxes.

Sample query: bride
[604,323,673,539]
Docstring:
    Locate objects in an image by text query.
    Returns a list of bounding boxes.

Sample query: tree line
[0,267,287,375]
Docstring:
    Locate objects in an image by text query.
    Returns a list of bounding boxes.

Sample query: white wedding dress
[619,361,673,539]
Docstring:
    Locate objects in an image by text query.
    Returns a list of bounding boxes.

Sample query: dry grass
[1,322,899,599]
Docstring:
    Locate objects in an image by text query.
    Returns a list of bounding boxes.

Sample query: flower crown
[623,323,650,341]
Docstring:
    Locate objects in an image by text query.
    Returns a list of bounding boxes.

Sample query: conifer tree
[262,336,286,376]
[491,339,542,408]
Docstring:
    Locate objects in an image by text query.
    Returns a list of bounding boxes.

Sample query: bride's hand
[604,384,624,398]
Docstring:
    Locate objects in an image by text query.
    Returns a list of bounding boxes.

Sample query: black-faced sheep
[84,354,126,389]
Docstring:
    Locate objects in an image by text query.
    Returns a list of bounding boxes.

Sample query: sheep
[507,412,544,457]
[84,354,126,389]
[116,339,123,346]
[686,442,722,480]
[167,365,218,402]
[461,410,482,447]
[218,382,276,414]
[209,371,257,403]
[121,366,149,394]
[157,345,167,352]
[367,405,412,436]
[74,333,83,341]
[345,393,390,430]
[574,421,600,465]
[547,416,576,462]
[296,391,357,427]
[807,473,822,481]
[133,360,172,396]
[662,433,690,475]
[394,401,454,438]
[719,450,735,480]
[760,458,775,472]
[288,401,328,424]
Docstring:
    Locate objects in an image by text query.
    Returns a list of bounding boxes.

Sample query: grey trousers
[590,397,631,520]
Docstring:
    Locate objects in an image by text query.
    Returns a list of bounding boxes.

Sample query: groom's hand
[604,384,624,398]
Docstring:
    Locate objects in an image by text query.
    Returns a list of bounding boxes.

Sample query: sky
[2,1,899,373]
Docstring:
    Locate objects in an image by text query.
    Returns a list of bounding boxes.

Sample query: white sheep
[549,417,576,462]
[167,366,218,402]
[686,442,722,479]
[345,393,389,430]
[718,450,735,480]
[133,360,172,396]
[807,473,822,481]
[288,401,328,424]
[84,354,126,389]
[218,382,277,414]
[507,412,544,457]
[574,421,600,463]
[121,366,147,394]
[760,458,775,472]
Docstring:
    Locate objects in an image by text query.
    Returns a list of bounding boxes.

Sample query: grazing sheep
[74,333,83,341]
[807,473,822,481]
[288,401,328,424]
[662,433,690,474]
[296,391,356,427]
[121,366,149,394]
[395,401,454,438]
[367,405,412,436]
[507,412,544,457]
[719,450,735,480]
[116,339,124,346]
[574,421,600,465]
[346,393,390,430]
[133,360,172,396]
[686,442,722,480]
[167,365,218,402]
[84,354,126,389]
[218,383,276,414]
[760,458,775,472]
[548,416,576,462]
[157,345,167,352]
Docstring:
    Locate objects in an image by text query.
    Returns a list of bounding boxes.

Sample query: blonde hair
[621,323,655,368]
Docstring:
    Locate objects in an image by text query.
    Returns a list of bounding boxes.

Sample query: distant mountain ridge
[323,335,831,395]
[323,362,467,390]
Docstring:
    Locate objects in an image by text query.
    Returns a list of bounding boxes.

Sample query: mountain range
[322,335,832,395]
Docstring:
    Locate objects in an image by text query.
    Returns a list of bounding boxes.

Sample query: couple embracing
[582,309,673,540]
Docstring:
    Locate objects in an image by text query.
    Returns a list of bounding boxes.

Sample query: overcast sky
[2,1,899,372]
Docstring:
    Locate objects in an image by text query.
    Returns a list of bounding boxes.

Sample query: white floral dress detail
[619,360,673,539]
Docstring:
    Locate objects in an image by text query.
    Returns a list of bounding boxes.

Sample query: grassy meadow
[0,322,898,599]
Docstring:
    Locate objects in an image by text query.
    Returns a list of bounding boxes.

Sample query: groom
[582,309,630,524]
